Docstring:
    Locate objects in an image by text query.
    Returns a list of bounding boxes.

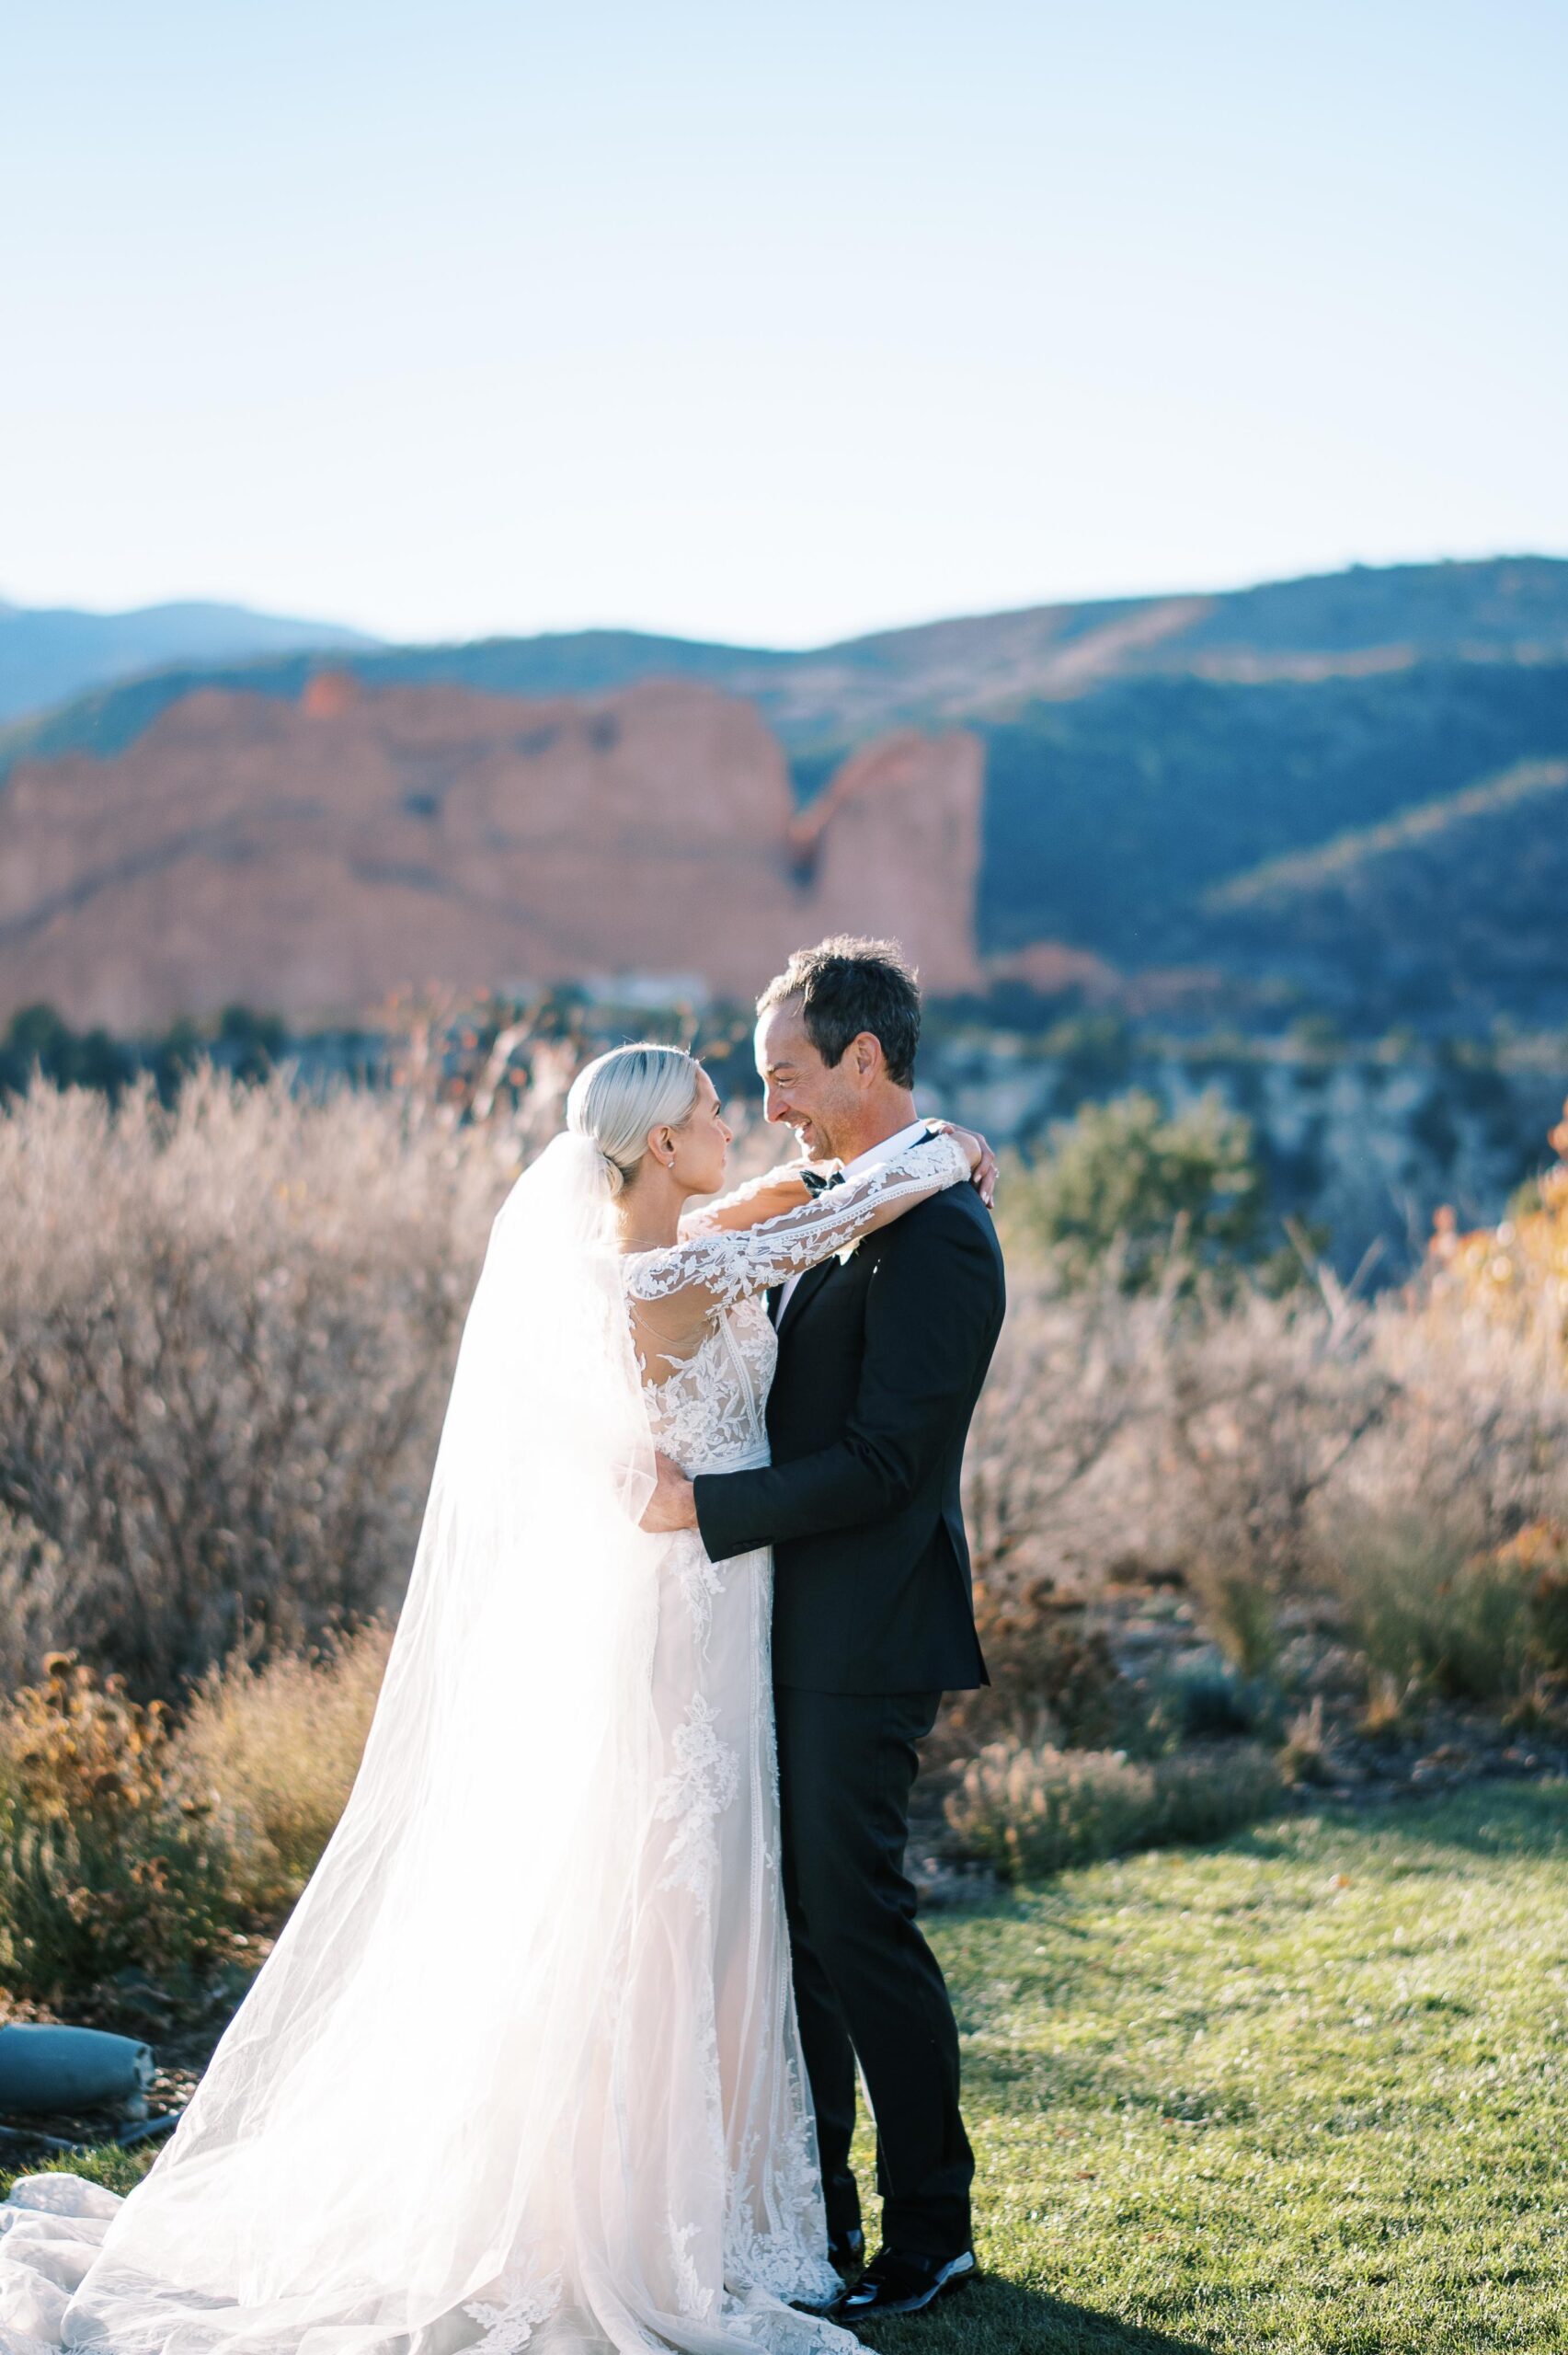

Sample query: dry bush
[1149,1281,1397,1672]
[177,1622,392,1915]
[1425,1095,1568,1366]
[0,1655,239,2000]
[944,1737,1281,1880]
[1321,1273,1568,1699]
[0,1633,393,2004]
[962,1207,1568,1726]
[1137,1261,1568,1695]
[1329,1508,1536,1704]
[0,1068,509,1696]
[0,1505,81,1696]
[1353,1286,1568,1545]
[940,1271,1163,1756]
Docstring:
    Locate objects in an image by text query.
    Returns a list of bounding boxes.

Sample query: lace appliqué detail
[655,1694,739,1912]
[670,1534,727,1650]
[462,2256,563,2355]
[667,2216,709,2319]
[723,2058,841,2306]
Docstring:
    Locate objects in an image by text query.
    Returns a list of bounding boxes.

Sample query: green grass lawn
[855,1784,1568,2355]
[6,1786,1566,2352]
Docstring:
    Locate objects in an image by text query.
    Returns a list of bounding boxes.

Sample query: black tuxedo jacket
[692,1167,1004,1694]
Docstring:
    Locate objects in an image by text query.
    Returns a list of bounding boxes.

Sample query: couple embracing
[0,939,1005,2355]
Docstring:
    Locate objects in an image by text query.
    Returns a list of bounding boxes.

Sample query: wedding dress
[0,1126,969,2355]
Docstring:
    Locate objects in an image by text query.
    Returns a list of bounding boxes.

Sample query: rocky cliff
[0,674,980,1028]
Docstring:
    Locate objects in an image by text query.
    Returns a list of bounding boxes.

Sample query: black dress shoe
[835,2246,976,2317]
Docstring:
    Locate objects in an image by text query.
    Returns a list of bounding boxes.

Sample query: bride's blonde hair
[567,1042,701,1197]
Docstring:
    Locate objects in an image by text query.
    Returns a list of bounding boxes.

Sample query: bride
[0,1043,981,2355]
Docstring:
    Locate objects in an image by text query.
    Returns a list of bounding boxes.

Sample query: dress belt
[683,1444,772,1476]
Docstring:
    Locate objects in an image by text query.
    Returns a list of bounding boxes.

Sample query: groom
[642,936,1005,2320]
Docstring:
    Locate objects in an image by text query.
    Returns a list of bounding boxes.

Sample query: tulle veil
[60,1132,671,2355]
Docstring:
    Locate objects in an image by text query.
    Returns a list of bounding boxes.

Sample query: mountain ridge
[0,596,380,729]
[5,556,1565,774]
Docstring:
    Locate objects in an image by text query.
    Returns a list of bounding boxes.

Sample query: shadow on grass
[854,2272,1212,2355]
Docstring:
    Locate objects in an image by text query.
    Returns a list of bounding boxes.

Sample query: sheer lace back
[635,1298,776,1476]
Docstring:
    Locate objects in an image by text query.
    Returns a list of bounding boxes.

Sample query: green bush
[1006,1088,1265,1291]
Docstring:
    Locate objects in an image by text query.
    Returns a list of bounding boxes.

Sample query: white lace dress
[0,1133,970,2355]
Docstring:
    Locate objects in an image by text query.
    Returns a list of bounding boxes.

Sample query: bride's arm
[624,1128,981,1314]
[678,1159,835,1238]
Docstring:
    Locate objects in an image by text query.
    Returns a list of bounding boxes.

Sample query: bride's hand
[640,1451,697,1533]
[929,1119,998,1210]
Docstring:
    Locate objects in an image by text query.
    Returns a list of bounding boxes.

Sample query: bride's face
[660,1066,732,1196]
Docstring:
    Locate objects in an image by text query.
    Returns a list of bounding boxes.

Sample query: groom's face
[755,998,861,1161]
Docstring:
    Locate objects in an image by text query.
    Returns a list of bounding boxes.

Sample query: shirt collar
[841,1118,931,1181]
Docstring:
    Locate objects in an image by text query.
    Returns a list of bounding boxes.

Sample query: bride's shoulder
[616,1229,743,1308]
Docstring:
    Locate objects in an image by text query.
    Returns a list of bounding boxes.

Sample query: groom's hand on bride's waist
[641,1451,698,1533]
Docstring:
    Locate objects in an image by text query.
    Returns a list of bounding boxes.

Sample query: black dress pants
[773,1685,973,2260]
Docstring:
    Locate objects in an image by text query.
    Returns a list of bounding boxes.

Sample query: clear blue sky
[4,0,1563,646]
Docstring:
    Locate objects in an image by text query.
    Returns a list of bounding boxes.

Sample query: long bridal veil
[52,1132,671,2355]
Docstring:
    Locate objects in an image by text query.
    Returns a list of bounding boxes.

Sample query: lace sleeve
[623,1131,972,1310]
[677,1163,815,1241]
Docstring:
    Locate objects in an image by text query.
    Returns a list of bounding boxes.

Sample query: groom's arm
[691,1208,1002,1566]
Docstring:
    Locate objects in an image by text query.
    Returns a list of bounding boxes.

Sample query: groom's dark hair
[758,936,921,1087]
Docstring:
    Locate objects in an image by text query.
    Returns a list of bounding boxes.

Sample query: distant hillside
[3,557,1567,1034]
[6,557,1566,772]
[0,596,379,726]
[976,658,1568,1026]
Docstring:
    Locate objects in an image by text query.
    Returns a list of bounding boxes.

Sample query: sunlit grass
[853,1783,1568,2353]
[9,1788,1565,2349]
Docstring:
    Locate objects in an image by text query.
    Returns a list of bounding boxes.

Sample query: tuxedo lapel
[766,1284,783,1329]
[777,1254,841,1338]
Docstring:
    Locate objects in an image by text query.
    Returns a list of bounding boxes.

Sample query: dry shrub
[1499,1519,1568,1672]
[1331,1509,1530,1702]
[1426,1095,1568,1365]
[941,1271,1162,1754]
[1333,1510,1568,1705]
[178,1623,392,1915]
[954,1161,1568,1750]
[1150,1283,1396,1672]
[0,1506,80,1696]
[0,1067,508,1696]
[0,1655,238,2000]
[944,1738,1281,1881]
[1320,1256,1568,1700]
[0,1631,394,2004]
[942,1587,1125,1759]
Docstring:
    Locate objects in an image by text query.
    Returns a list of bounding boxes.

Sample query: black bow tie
[800,1167,846,1196]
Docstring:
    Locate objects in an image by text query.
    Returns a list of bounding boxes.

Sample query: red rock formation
[0,678,981,1028]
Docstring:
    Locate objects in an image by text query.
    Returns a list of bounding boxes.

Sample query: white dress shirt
[775,1118,932,1321]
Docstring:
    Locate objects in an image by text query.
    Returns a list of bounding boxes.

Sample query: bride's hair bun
[567,1043,701,1194]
